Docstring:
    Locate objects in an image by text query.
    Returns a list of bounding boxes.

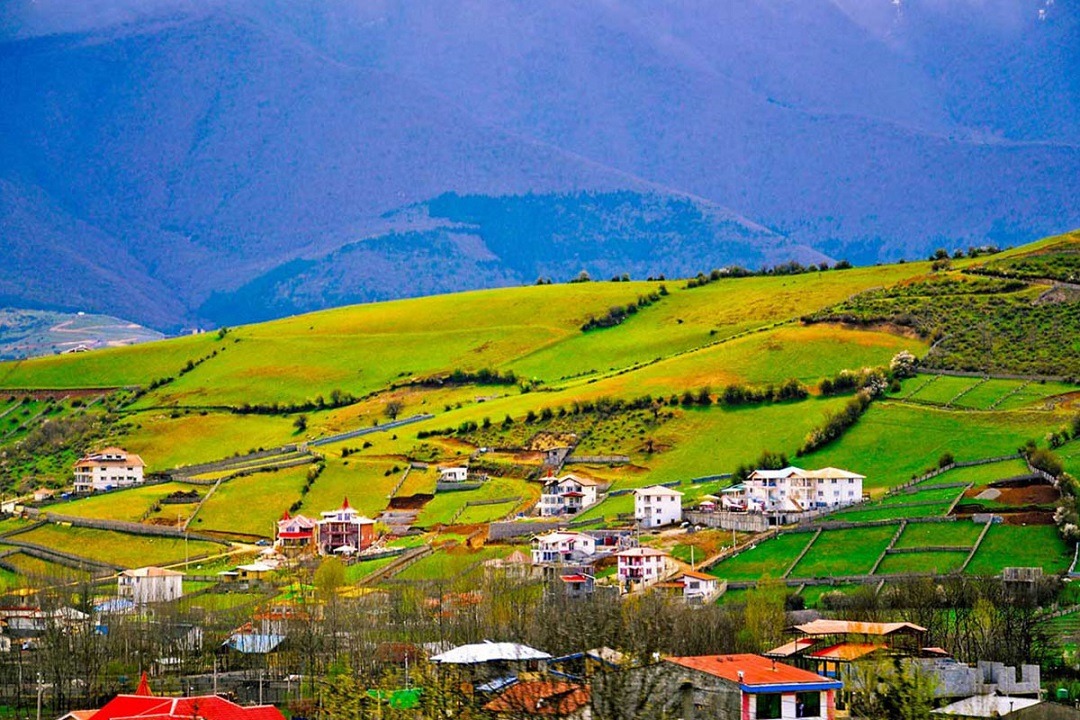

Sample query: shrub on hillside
[798,391,872,455]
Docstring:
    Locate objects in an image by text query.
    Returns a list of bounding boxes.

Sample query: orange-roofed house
[74,448,145,493]
[483,680,591,718]
[663,654,841,720]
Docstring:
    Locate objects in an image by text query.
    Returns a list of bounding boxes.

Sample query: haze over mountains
[1,0,1078,330]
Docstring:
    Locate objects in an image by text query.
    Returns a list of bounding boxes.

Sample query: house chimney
[772,659,777,671]
[738,671,744,682]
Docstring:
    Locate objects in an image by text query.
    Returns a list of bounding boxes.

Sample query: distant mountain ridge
[1,0,1077,330]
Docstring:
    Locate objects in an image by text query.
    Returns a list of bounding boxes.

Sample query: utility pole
[36,673,43,720]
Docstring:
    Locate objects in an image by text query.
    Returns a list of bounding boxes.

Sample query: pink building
[316,497,376,555]
[615,547,669,588]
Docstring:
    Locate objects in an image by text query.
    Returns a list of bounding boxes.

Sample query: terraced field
[892,521,983,549]
[708,532,815,583]
[788,525,895,578]
[964,524,1071,576]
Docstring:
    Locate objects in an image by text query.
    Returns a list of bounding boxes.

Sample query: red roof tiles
[666,654,836,687]
[482,681,589,716]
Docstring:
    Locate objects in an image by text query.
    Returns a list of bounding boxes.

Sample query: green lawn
[879,486,966,507]
[909,376,983,405]
[876,551,966,576]
[708,532,815,583]
[297,458,400,520]
[964,524,1072,576]
[15,524,223,568]
[994,381,1079,411]
[789,525,895,578]
[456,501,521,524]
[51,482,195,522]
[830,503,951,523]
[343,555,400,583]
[119,411,297,470]
[0,551,89,583]
[414,478,536,527]
[394,546,505,582]
[800,401,1067,495]
[926,458,1032,487]
[893,522,983,549]
[192,467,309,537]
[951,379,1026,410]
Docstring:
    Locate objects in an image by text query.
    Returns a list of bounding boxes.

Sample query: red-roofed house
[275,512,316,556]
[664,654,841,720]
[483,680,591,718]
[87,674,285,720]
[316,497,375,555]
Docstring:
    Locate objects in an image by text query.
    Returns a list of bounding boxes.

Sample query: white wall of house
[634,487,683,528]
[118,572,183,605]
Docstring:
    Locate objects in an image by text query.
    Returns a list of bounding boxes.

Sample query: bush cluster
[798,391,873,455]
[581,292,663,332]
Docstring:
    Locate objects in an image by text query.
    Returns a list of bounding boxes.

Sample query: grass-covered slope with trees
[0,231,1077,587]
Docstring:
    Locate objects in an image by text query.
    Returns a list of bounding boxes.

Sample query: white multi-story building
[118,566,184,605]
[74,447,145,492]
[634,486,684,528]
[539,474,600,517]
[743,466,864,512]
[531,531,598,565]
[615,547,670,588]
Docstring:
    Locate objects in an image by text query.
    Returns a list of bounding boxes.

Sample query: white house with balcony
[615,546,670,589]
[539,474,600,517]
[531,531,598,566]
[743,467,864,513]
[634,486,683,528]
[74,447,145,492]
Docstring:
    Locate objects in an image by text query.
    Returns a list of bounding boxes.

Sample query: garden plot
[964,524,1071,576]
[708,532,815,583]
[907,376,983,405]
[876,551,965,576]
[788,525,896,579]
[917,458,1031,488]
[893,522,983,549]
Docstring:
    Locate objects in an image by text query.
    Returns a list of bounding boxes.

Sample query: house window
[755,693,782,719]
[796,691,821,718]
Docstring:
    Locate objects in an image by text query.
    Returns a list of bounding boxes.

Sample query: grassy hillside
[0,235,1077,591]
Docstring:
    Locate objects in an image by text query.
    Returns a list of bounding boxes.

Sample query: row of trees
[5,564,1062,719]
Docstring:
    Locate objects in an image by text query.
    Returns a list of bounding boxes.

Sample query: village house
[483,550,532,579]
[274,511,316,555]
[483,680,591,719]
[431,641,553,692]
[73,447,145,493]
[117,567,184,605]
[539,474,601,517]
[741,467,865,514]
[615,547,671,590]
[439,466,469,483]
[634,486,683,528]
[657,569,725,605]
[662,653,842,720]
[86,673,285,720]
[531,531,598,565]
[316,497,376,555]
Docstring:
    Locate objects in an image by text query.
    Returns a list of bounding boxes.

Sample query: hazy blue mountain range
[1,0,1077,330]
